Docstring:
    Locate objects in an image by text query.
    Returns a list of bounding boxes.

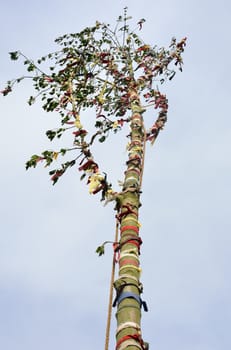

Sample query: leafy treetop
[1,10,186,200]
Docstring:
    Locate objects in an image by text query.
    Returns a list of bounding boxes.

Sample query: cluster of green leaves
[95,240,114,256]
[1,11,186,190]
[49,159,76,185]
[25,149,67,169]
[46,128,66,141]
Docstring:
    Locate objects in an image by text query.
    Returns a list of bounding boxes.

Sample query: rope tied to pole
[104,217,119,350]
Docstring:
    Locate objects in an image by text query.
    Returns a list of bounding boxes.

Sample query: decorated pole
[1,8,186,350]
[113,96,147,350]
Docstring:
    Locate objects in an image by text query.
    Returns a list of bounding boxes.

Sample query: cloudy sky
[1,0,231,349]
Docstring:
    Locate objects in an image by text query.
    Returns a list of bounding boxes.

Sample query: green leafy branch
[95,240,115,257]
[1,12,186,199]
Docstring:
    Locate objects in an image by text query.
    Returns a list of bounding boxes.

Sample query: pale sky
[1,1,231,349]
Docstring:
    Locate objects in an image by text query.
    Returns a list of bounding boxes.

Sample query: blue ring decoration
[115,292,148,312]
[117,292,141,306]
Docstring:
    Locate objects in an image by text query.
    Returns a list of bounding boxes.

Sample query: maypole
[1,8,186,350]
